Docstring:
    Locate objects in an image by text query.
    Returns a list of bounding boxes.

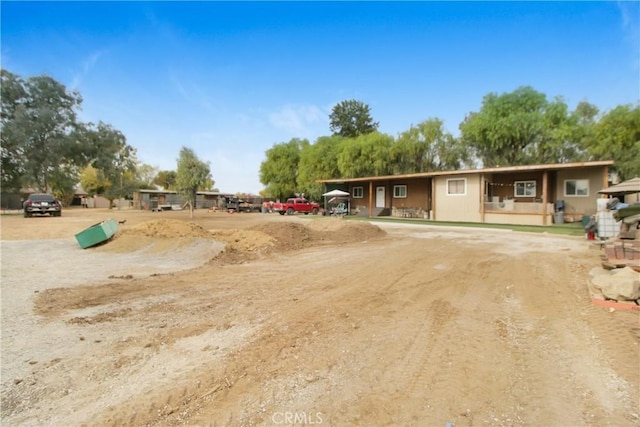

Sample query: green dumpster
[75,219,119,249]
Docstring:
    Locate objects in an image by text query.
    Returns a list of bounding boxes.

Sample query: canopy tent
[322,189,350,197]
[322,189,350,215]
[598,177,640,195]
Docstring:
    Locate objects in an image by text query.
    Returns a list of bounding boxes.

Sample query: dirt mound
[307,219,386,243]
[125,219,213,238]
[249,222,312,251]
[208,229,275,252]
[98,219,217,254]
[97,218,384,261]
[250,219,386,251]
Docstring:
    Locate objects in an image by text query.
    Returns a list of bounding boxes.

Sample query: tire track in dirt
[95,240,405,426]
[497,253,638,426]
[5,214,638,427]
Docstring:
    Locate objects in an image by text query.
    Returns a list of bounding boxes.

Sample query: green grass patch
[343,215,586,237]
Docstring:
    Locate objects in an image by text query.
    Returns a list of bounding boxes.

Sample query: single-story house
[318,160,614,226]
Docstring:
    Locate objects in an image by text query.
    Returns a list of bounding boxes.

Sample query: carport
[322,189,350,215]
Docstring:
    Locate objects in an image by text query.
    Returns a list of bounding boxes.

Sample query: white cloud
[169,71,217,114]
[268,104,327,136]
[71,50,104,90]
[616,1,640,69]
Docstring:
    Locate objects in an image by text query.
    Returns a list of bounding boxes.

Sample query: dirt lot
[1,208,638,426]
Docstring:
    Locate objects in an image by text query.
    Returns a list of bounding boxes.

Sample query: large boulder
[589,267,640,301]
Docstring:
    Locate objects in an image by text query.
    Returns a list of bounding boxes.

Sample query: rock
[587,267,609,299]
[589,267,640,301]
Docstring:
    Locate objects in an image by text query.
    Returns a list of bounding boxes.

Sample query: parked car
[272,198,320,215]
[23,194,62,217]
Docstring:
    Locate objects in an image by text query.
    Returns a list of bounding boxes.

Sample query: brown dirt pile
[99,219,216,253]
[208,229,275,252]
[249,222,313,251]
[306,218,386,243]
[98,218,385,258]
[251,219,386,250]
[125,219,213,238]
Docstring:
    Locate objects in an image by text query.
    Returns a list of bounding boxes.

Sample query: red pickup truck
[273,198,320,215]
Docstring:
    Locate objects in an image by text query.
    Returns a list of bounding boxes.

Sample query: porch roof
[317,160,614,184]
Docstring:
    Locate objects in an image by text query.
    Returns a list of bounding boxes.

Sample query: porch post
[602,165,609,194]
[542,170,548,225]
[369,181,373,217]
[431,178,436,221]
[480,174,486,223]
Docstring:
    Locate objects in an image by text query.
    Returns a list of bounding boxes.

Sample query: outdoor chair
[332,203,347,217]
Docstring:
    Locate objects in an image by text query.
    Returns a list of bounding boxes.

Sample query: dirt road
[1,208,638,426]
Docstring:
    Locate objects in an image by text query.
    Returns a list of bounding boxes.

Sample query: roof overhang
[316,160,615,184]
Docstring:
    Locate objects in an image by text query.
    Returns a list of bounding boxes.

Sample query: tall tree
[460,86,549,167]
[78,121,138,206]
[0,69,28,191]
[102,143,138,207]
[0,70,84,194]
[79,164,109,196]
[458,87,587,167]
[153,170,177,190]
[588,104,640,181]
[297,135,346,200]
[337,132,394,178]
[329,99,379,138]
[135,163,158,190]
[175,147,212,218]
[259,138,308,199]
[391,118,468,174]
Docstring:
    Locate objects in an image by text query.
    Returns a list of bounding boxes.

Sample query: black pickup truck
[225,197,260,213]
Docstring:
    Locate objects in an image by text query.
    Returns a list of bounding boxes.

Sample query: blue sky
[2,1,638,194]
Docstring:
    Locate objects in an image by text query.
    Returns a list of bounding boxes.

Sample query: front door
[376,186,385,208]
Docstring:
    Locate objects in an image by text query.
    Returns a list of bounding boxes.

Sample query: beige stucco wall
[434,174,482,222]
[484,212,552,226]
[555,167,606,216]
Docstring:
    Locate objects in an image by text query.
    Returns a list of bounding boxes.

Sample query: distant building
[132,189,232,210]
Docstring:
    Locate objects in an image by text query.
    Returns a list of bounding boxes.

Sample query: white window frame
[514,180,536,197]
[564,179,589,197]
[447,178,467,196]
[393,185,407,198]
[352,186,364,199]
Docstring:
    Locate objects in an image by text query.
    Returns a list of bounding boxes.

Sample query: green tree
[0,70,84,194]
[391,118,468,174]
[259,138,308,199]
[78,121,139,206]
[135,163,158,190]
[153,170,177,190]
[337,132,394,178]
[175,147,212,218]
[588,104,640,180]
[460,86,547,166]
[297,135,346,200]
[0,69,28,191]
[79,164,109,196]
[459,86,590,167]
[533,97,597,164]
[329,99,379,138]
[103,143,138,207]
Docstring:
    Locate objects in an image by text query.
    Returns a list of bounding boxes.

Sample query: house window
[447,178,466,195]
[352,186,364,198]
[514,180,536,197]
[393,185,407,198]
[565,179,589,196]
